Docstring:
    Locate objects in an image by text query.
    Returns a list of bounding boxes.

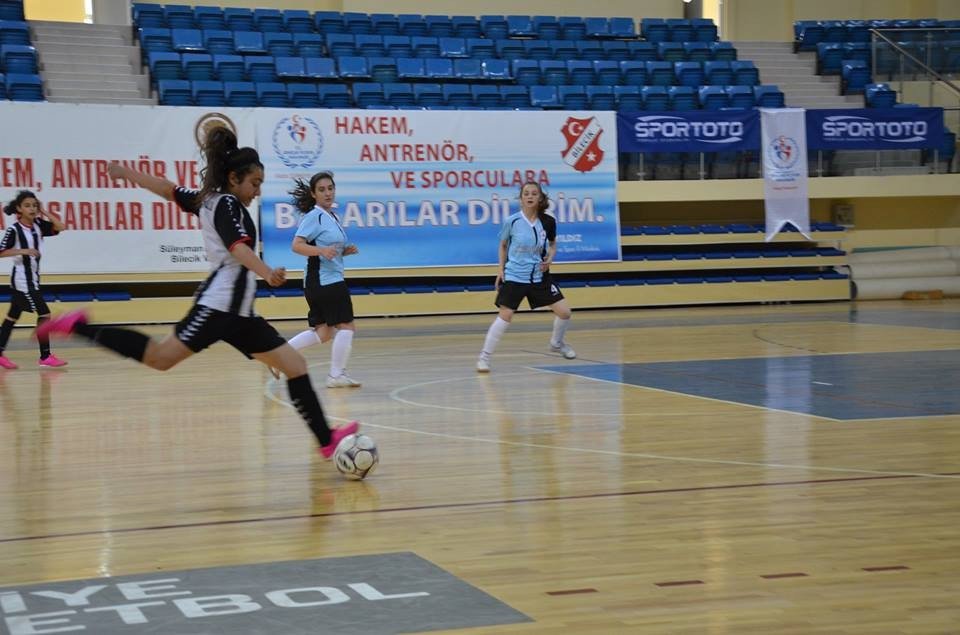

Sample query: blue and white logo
[272,114,324,169]
[767,134,800,169]
[821,115,927,143]
[633,115,745,145]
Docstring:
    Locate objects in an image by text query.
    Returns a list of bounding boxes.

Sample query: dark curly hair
[198,127,263,202]
[3,190,38,216]
[289,171,335,214]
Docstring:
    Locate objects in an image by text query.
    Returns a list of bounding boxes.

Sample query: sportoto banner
[616,109,760,153]
[806,107,944,150]
[0,103,257,273]
[257,110,621,270]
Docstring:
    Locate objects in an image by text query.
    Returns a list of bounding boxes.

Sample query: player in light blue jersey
[276,171,361,388]
[477,181,575,372]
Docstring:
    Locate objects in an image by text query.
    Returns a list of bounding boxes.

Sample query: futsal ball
[333,434,379,480]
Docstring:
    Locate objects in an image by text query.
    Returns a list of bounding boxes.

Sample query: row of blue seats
[251,271,849,296]
[133,5,648,41]
[0,72,42,100]
[138,29,740,63]
[818,40,960,76]
[795,19,960,50]
[148,55,761,89]
[155,79,785,110]
[623,222,846,235]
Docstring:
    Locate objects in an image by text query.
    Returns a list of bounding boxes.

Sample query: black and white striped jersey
[0,219,57,293]
[173,187,258,317]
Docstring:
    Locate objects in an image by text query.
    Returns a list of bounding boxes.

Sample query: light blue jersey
[296,206,348,287]
[499,212,550,284]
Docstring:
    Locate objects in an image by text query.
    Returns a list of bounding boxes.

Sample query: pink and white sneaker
[35,310,89,340]
[0,356,18,370]
[38,354,68,367]
[319,421,360,459]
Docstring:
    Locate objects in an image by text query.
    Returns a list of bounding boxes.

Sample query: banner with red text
[0,103,257,273]
[256,110,620,269]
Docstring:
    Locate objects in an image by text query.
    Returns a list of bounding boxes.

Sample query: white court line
[262,365,960,481]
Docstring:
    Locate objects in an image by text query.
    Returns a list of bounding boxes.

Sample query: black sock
[36,316,51,359]
[73,323,150,362]
[287,373,332,446]
[0,318,14,355]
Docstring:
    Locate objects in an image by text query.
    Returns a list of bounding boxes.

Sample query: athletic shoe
[550,341,576,359]
[0,356,18,370]
[38,354,67,367]
[319,420,360,459]
[326,373,362,388]
[476,356,490,373]
[35,310,89,339]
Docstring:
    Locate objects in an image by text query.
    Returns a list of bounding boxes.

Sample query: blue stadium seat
[669,85,697,110]
[425,15,454,37]
[731,60,759,85]
[283,10,314,33]
[529,85,561,108]
[244,56,276,82]
[843,42,871,65]
[413,83,443,106]
[587,85,615,109]
[507,15,535,37]
[194,7,226,31]
[256,82,288,107]
[794,20,823,51]
[628,41,658,61]
[287,84,321,108]
[424,57,453,80]
[369,57,398,83]
[372,13,400,36]
[507,59,536,85]
[355,86,388,108]
[754,85,785,107]
[540,60,568,85]
[304,57,336,80]
[841,60,871,93]
[274,56,306,80]
[412,36,440,58]
[666,18,693,42]
[164,4,195,29]
[213,54,244,81]
[674,61,704,86]
[495,38,524,60]
[223,8,254,32]
[325,33,355,57]
[533,16,561,40]
[704,60,732,84]
[262,32,293,57]
[318,84,351,107]
[294,33,324,57]
[692,18,717,42]
[439,36,467,58]
[641,18,669,43]
[864,82,896,108]
[657,42,685,62]
[192,80,224,106]
[601,40,629,61]
[5,72,40,100]
[202,29,233,55]
[138,27,173,54]
[566,60,594,85]
[468,37,495,59]
[451,16,481,38]
[384,82,416,106]
[253,8,283,33]
[645,60,674,86]
[233,31,266,55]
[500,84,529,108]
[398,15,427,37]
[698,85,728,110]
[356,34,386,57]
[481,59,511,81]
[725,85,755,108]
[132,4,164,28]
[615,85,642,111]
[641,85,669,110]
[338,56,370,79]
[550,39,577,60]
[315,11,345,34]
[610,17,636,38]
[593,60,621,85]
[157,79,191,105]
[224,81,256,106]
[384,35,412,58]
[576,40,603,61]
[471,84,501,107]
[558,85,588,109]
[442,83,472,107]
[396,57,426,81]
[710,41,737,60]
[181,53,213,80]
[822,20,846,43]
[816,42,843,74]
[148,51,182,80]
[480,15,508,39]
[344,12,373,35]
[683,42,711,62]
[453,58,482,81]
[620,61,646,85]
[584,17,611,38]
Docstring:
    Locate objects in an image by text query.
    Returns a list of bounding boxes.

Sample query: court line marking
[263,368,960,481]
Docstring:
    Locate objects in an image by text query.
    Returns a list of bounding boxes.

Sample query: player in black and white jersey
[0,190,68,369]
[37,127,358,460]
[476,181,576,373]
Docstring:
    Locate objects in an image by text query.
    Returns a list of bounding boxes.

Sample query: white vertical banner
[760,108,811,242]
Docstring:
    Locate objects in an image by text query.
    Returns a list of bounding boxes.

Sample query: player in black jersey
[0,190,67,369]
[37,127,358,460]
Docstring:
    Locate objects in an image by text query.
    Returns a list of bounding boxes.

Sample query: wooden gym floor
[1,299,959,633]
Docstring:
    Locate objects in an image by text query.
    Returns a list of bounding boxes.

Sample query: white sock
[289,329,321,351]
[481,317,510,359]
[330,329,354,377]
[550,316,571,347]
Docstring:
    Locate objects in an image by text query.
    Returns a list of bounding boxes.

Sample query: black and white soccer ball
[333,433,379,480]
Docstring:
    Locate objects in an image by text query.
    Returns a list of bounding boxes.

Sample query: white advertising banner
[0,103,257,273]
[760,108,811,242]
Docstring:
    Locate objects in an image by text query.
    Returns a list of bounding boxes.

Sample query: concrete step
[33,35,128,47]
[46,87,146,100]
[37,61,134,74]
[40,52,136,67]
[47,95,157,105]
[43,70,147,83]
[46,77,146,92]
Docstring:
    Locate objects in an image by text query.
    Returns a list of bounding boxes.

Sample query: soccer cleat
[35,310,89,339]
[550,341,576,359]
[38,354,68,367]
[0,356,18,370]
[319,420,360,459]
[326,373,362,388]
[476,356,490,373]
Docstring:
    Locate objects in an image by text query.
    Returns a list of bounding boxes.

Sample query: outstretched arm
[108,162,178,202]
[230,242,286,287]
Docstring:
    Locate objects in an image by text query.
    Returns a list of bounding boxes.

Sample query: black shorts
[304,281,354,327]
[495,276,564,311]
[175,303,286,358]
[9,289,50,316]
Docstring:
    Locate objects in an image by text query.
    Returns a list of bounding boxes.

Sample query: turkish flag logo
[561,116,605,173]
